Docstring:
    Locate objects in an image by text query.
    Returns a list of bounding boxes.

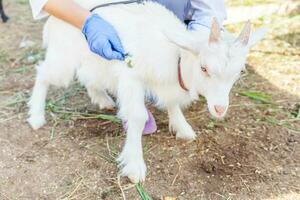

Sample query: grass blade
[45,100,121,123]
[239,91,272,104]
[135,183,152,200]
[96,114,121,123]
[263,117,300,133]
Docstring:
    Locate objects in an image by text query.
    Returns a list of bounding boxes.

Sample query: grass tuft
[291,104,300,118]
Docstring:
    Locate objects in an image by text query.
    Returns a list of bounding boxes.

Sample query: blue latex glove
[82,14,125,60]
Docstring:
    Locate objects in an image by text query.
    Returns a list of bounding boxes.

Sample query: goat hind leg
[28,75,49,130]
[28,56,76,130]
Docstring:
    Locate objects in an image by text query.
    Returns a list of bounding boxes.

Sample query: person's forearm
[43,0,90,29]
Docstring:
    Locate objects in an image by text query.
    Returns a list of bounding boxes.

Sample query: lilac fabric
[123,109,157,135]
[153,0,227,29]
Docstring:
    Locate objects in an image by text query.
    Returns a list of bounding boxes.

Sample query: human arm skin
[43,0,90,29]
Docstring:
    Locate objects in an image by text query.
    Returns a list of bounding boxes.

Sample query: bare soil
[0,1,299,200]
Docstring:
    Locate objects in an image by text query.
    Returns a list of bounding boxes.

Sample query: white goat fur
[28,0,266,183]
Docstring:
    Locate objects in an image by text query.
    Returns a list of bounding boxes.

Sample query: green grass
[206,120,226,130]
[135,183,152,200]
[23,50,45,65]
[239,91,272,104]
[238,90,300,133]
[46,101,120,123]
[291,105,300,118]
[1,92,28,108]
[262,117,300,133]
[15,0,28,5]
[11,65,30,74]
[81,144,117,164]
[43,84,121,123]
[0,51,9,64]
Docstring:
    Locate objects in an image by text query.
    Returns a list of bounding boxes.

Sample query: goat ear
[248,27,268,47]
[163,30,199,55]
[235,20,251,46]
[209,18,221,44]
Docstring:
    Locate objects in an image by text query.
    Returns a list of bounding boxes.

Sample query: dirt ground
[0,1,299,200]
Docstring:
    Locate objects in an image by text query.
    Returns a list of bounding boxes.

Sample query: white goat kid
[28,0,266,183]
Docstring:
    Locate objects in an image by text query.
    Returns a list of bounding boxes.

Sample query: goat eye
[201,66,208,73]
[241,69,246,74]
[201,66,210,77]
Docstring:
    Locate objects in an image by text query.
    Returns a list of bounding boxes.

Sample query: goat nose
[214,105,226,115]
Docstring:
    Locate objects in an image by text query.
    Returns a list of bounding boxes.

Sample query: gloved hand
[82,14,125,60]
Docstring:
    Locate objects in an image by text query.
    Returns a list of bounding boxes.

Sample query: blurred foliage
[15,0,28,5]
[227,0,282,7]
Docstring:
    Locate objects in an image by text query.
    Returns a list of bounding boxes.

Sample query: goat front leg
[116,77,147,183]
[168,105,196,140]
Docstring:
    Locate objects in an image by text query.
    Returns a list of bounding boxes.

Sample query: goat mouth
[210,113,226,120]
[208,107,228,120]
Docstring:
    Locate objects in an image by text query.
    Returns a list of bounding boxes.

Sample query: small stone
[19,39,35,49]
[164,197,176,200]
[26,55,35,63]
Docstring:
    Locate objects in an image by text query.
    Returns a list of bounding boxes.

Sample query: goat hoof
[176,133,196,141]
[27,115,46,130]
[117,154,146,183]
[170,123,197,141]
[176,129,196,141]
[128,173,144,184]
[99,100,115,110]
